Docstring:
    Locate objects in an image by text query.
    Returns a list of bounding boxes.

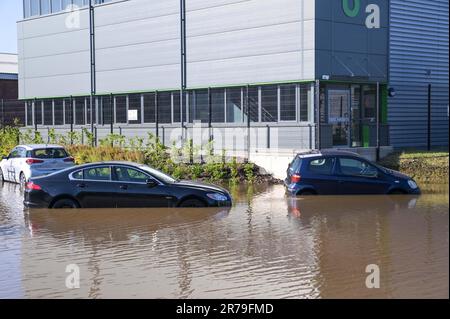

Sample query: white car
[0,144,75,186]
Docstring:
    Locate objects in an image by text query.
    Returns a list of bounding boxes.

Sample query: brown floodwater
[0,182,448,299]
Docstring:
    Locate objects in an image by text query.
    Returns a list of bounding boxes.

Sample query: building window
[99,96,113,125]
[72,0,84,8]
[172,91,187,123]
[51,0,62,13]
[62,0,73,10]
[34,101,43,125]
[280,85,296,121]
[128,94,142,124]
[64,98,73,125]
[40,0,51,14]
[24,0,31,18]
[226,87,243,123]
[30,0,40,16]
[75,97,85,125]
[189,90,209,123]
[54,99,64,125]
[211,89,225,123]
[115,95,127,124]
[300,84,309,122]
[86,98,96,125]
[43,100,53,125]
[158,92,172,124]
[143,93,156,123]
[362,85,376,120]
[245,87,259,123]
[26,102,33,126]
[261,85,278,122]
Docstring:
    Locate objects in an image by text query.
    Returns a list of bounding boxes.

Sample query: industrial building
[17,0,448,158]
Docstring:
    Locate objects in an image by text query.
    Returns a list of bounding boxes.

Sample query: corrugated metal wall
[388,0,449,147]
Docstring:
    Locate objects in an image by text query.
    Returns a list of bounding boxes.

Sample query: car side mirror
[146,179,158,188]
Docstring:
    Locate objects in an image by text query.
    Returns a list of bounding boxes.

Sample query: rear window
[290,156,302,172]
[30,148,68,159]
[307,157,335,175]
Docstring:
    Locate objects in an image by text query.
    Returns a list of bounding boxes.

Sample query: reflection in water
[0,181,448,298]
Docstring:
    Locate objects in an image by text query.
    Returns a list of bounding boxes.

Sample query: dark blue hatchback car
[285,150,421,196]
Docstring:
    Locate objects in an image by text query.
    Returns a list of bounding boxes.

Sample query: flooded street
[0,182,448,299]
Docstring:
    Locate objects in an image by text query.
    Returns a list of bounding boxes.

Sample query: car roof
[70,161,145,170]
[17,144,65,150]
[296,149,362,158]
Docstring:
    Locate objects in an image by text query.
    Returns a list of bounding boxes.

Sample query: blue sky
[0,0,23,53]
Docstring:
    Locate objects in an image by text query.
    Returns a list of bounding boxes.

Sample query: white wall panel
[186,0,315,87]
[94,0,181,93]
[18,9,90,99]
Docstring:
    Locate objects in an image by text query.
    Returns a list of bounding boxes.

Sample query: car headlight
[206,193,228,201]
[407,180,418,189]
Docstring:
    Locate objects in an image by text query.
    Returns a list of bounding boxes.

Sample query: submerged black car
[285,150,421,196]
[24,161,232,209]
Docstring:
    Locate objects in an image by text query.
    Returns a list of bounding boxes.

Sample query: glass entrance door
[328,89,351,147]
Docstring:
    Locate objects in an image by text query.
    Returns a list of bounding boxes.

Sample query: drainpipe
[315,80,321,150]
[89,0,96,146]
[246,85,250,161]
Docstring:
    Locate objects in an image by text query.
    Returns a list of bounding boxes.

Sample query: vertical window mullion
[258,86,261,123]
[277,85,281,122]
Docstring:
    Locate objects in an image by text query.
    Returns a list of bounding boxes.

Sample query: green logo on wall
[342,0,381,29]
[342,0,361,17]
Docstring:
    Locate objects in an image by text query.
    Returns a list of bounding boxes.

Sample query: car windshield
[30,148,68,159]
[139,165,177,184]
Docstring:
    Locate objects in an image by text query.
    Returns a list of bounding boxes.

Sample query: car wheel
[179,199,207,208]
[0,168,4,183]
[52,198,80,209]
[19,173,26,188]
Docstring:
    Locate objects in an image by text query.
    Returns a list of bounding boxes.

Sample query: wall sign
[342,0,381,29]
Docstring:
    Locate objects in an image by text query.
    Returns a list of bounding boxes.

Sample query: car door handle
[77,183,86,188]
[120,185,128,190]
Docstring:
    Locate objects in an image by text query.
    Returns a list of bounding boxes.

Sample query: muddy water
[0,182,448,299]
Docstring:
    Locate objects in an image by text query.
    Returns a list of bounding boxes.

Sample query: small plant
[48,128,57,144]
[189,164,203,180]
[229,157,239,184]
[243,162,255,183]
[82,128,95,146]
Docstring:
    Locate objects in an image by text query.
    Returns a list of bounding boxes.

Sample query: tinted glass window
[261,85,278,122]
[72,170,83,180]
[290,156,302,172]
[84,167,111,181]
[9,148,22,158]
[114,167,149,183]
[280,85,296,121]
[32,148,68,159]
[307,157,335,175]
[339,158,378,177]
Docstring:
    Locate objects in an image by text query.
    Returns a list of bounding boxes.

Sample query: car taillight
[26,158,44,165]
[291,174,301,183]
[64,157,74,162]
[26,182,42,191]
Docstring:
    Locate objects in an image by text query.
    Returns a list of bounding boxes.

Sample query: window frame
[112,165,156,185]
[336,156,380,178]
[306,156,337,176]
